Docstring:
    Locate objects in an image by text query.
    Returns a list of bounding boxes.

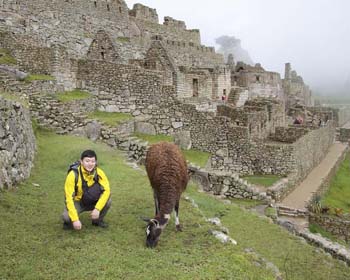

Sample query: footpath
[280,142,348,211]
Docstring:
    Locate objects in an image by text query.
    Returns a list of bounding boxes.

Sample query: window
[107,4,110,11]
[94,1,97,8]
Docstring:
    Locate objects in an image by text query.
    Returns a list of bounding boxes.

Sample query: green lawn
[88,111,133,126]
[24,74,56,82]
[241,175,282,187]
[323,153,350,213]
[0,130,349,279]
[182,149,210,168]
[57,89,92,102]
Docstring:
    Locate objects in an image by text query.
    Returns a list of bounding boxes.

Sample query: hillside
[0,129,349,279]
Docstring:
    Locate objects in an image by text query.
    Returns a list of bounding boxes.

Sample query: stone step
[277,205,308,217]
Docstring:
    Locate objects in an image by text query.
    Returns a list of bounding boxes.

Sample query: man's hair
[81,150,97,160]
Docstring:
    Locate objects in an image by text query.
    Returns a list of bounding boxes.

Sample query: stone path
[280,142,348,211]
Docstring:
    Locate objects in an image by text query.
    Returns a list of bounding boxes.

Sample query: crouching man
[62,150,111,230]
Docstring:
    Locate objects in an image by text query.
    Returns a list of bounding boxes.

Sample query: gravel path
[281,142,348,210]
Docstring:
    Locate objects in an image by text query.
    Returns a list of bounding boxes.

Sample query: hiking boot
[92,220,109,228]
[63,222,73,230]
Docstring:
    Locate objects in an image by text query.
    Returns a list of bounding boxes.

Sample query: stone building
[2,0,339,191]
[231,61,284,101]
[283,63,313,108]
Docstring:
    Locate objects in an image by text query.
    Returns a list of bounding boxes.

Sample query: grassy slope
[323,152,350,212]
[0,130,274,280]
[0,131,349,279]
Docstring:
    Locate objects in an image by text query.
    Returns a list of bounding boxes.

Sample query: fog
[125,0,350,96]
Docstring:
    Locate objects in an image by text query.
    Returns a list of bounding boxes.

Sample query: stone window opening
[119,7,122,13]
[192,79,199,97]
[94,1,97,8]
[107,4,110,11]
[256,75,261,82]
[100,46,105,60]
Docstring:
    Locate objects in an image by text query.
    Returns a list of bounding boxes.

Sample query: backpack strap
[72,167,79,195]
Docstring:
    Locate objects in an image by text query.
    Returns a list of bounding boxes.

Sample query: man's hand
[72,220,82,230]
[91,208,100,220]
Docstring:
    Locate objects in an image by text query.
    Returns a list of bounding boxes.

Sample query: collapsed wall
[0,96,36,189]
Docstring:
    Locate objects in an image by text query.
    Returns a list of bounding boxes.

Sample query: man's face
[81,157,96,172]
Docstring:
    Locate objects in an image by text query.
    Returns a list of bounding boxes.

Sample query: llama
[144,142,189,248]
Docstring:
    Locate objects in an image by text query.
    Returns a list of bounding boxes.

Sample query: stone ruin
[0,0,350,195]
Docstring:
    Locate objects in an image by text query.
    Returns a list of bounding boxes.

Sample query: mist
[215,35,253,65]
[124,0,350,96]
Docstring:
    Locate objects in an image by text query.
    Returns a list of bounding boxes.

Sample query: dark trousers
[62,198,111,224]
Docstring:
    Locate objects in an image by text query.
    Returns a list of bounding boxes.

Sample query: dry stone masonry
[0,96,36,189]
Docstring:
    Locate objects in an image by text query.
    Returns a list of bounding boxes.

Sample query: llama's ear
[150,219,159,226]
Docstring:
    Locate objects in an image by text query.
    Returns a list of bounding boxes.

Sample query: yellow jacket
[64,165,110,222]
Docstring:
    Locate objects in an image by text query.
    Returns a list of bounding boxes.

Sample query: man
[62,150,111,230]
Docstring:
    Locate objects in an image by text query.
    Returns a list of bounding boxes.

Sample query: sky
[124,0,350,95]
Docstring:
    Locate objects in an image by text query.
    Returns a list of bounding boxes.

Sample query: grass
[0,48,16,65]
[1,131,350,279]
[0,130,276,280]
[87,111,133,126]
[322,153,350,213]
[0,91,28,107]
[116,37,130,43]
[187,188,350,279]
[24,74,56,82]
[57,89,92,103]
[134,132,174,144]
[182,149,210,168]
[241,175,282,187]
[309,223,347,246]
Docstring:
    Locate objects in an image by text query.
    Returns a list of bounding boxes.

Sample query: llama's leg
[175,199,182,231]
[153,190,160,216]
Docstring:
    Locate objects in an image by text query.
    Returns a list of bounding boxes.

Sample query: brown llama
[144,142,189,248]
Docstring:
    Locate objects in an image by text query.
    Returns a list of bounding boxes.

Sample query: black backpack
[67,161,102,206]
[67,161,81,191]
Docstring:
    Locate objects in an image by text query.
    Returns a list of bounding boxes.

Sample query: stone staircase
[277,205,308,218]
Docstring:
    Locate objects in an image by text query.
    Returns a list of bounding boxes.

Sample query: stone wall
[0,0,130,58]
[0,70,64,101]
[210,121,335,180]
[292,122,335,182]
[0,96,36,189]
[339,128,350,143]
[76,60,163,113]
[233,68,283,100]
[272,126,309,143]
[309,214,350,242]
[0,31,53,74]
[29,93,96,134]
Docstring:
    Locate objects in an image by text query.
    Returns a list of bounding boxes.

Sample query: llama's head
[145,215,169,248]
